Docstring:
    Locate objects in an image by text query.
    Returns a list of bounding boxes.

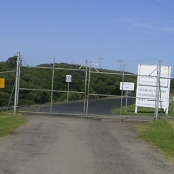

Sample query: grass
[112,102,174,116]
[139,120,174,160]
[0,112,28,137]
[112,102,174,160]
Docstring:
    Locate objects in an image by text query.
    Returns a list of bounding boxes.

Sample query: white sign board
[136,86,169,108]
[120,82,134,91]
[135,64,171,112]
[138,65,171,87]
[66,75,72,82]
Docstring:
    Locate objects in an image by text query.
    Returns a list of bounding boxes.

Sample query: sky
[1,0,174,76]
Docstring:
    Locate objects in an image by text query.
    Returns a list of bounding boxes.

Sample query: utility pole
[118,59,124,72]
[97,56,104,69]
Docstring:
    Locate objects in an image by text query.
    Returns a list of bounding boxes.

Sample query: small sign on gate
[66,75,72,82]
[120,82,134,91]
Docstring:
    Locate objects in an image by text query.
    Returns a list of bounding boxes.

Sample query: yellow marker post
[0,78,5,88]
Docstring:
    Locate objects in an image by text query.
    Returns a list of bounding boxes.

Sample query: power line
[148,0,174,13]
[123,53,174,64]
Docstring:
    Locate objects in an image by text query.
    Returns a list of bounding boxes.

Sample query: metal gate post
[83,60,88,116]
[50,58,55,113]
[85,63,91,117]
[154,60,162,120]
[16,53,21,107]
[14,52,21,114]
[120,64,125,116]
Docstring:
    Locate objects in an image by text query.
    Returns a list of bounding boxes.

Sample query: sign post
[66,75,72,101]
[125,90,128,112]
[120,82,135,112]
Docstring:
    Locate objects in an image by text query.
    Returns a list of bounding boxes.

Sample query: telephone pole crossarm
[118,59,124,72]
[97,56,104,69]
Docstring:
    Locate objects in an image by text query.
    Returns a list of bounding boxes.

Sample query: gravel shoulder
[0,115,174,174]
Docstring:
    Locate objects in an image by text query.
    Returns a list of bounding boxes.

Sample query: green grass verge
[0,112,28,137]
[112,102,174,160]
[112,102,174,116]
[139,120,174,160]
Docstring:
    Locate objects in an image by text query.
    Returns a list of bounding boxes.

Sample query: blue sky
[1,0,174,76]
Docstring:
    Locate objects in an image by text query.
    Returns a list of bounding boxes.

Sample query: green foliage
[171,80,174,94]
[139,120,174,159]
[112,102,174,116]
[6,55,20,67]
[0,59,173,107]
[0,91,10,106]
[0,112,28,137]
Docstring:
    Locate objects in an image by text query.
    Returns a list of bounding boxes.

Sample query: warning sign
[0,78,5,88]
[66,75,72,82]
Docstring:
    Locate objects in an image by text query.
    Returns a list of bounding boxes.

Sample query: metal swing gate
[15,54,89,116]
[13,53,173,120]
[14,55,135,117]
[13,53,135,117]
[85,64,128,117]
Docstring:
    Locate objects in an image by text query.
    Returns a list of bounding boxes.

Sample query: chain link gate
[16,57,88,116]
[85,64,133,117]
[14,54,172,120]
[14,56,136,118]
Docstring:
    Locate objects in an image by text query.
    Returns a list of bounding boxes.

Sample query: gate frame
[85,64,122,117]
[85,63,136,117]
[15,58,88,116]
[14,56,173,119]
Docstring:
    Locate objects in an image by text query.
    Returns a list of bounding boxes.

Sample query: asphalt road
[40,96,135,116]
[0,116,174,174]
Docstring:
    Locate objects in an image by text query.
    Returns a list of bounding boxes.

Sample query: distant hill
[1,59,173,108]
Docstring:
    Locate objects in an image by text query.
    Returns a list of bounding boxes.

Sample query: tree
[6,55,22,67]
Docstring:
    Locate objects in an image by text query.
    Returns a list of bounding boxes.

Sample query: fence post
[83,60,88,116]
[14,52,20,114]
[50,58,55,113]
[154,60,162,120]
[120,64,125,116]
[86,63,91,117]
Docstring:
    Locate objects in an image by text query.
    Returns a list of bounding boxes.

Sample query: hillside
[0,59,169,107]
